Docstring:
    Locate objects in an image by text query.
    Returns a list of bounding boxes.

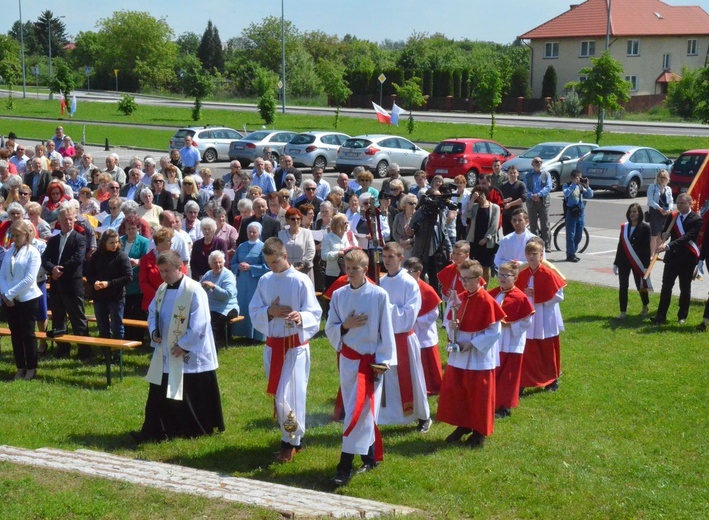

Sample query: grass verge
[0,281,707,518]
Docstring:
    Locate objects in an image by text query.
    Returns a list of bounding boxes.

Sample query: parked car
[502,142,598,191]
[576,146,673,198]
[284,131,350,169]
[425,138,514,187]
[228,130,297,167]
[169,126,244,163]
[670,149,709,198]
[335,135,429,178]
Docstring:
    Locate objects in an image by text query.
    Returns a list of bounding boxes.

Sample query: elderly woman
[17,183,32,210]
[86,229,133,341]
[139,228,187,312]
[300,203,316,230]
[199,167,215,196]
[0,202,28,248]
[200,250,240,346]
[177,175,205,216]
[137,188,164,232]
[392,193,418,260]
[231,221,268,341]
[345,193,360,227]
[321,213,355,290]
[121,215,152,338]
[148,173,175,211]
[233,171,252,202]
[465,186,500,282]
[190,217,228,282]
[102,197,125,230]
[93,172,114,203]
[355,170,379,200]
[233,197,253,232]
[212,206,238,258]
[169,148,184,172]
[283,173,303,202]
[316,200,335,233]
[35,143,51,171]
[40,181,71,225]
[646,169,674,254]
[3,175,24,210]
[210,178,232,213]
[78,187,94,213]
[58,135,75,158]
[226,161,243,189]
[24,202,52,241]
[248,185,263,201]
[0,220,43,380]
[278,207,316,283]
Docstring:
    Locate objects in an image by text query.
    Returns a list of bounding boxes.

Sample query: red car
[426,138,514,187]
[670,149,709,197]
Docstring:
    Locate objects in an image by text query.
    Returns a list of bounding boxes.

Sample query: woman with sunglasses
[278,207,316,284]
[40,181,71,226]
[176,175,205,216]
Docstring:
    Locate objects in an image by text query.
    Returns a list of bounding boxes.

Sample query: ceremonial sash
[620,223,653,291]
[394,331,415,415]
[341,344,383,462]
[266,334,306,396]
[672,213,700,258]
[145,276,198,401]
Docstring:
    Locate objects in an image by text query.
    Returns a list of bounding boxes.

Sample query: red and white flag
[688,153,709,246]
[372,102,391,124]
[59,90,66,115]
[391,102,403,126]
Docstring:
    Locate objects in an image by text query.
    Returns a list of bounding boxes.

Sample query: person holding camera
[562,170,593,262]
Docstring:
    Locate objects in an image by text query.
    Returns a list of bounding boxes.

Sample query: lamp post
[599,0,612,139]
[18,0,27,98]
[281,0,286,114]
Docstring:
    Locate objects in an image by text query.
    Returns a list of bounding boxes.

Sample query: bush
[666,67,700,119]
[547,89,583,118]
[117,94,138,116]
[542,66,557,99]
[258,93,276,125]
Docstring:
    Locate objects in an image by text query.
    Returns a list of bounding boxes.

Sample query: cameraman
[410,188,453,294]
[562,170,593,262]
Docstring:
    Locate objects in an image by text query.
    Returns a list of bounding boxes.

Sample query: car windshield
[433,142,466,154]
[342,139,372,149]
[291,134,316,145]
[174,129,195,139]
[520,145,564,159]
[243,131,270,142]
[585,150,626,163]
[673,153,707,175]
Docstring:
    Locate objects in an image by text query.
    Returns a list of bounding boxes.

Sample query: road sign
[378,74,386,84]
[114,69,119,77]
[85,66,91,75]
[278,80,284,89]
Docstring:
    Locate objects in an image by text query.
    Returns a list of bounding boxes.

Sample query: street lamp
[599,0,612,139]
[281,0,286,114]
[18,0,27,98]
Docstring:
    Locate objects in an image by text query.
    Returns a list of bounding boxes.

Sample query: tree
[667,67,700,119]
[181,55,214,121]
[696,66,709,125]
[33,10,68,59]
[0,59,21,109]
[393,77,426,134]
[571,51,631,142]
[542,65,557,99]
[197,21,224,73]
[318,59,352,128]
[286,46,321,97]
[176,32,200,56]
[9,20,41,55]
[509,66,531,98]
[48,58,76,105]
[241,16,300,73]
[472,68,504,138]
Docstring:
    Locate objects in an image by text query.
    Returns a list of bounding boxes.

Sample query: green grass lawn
[1,97,706,157]
[0,281,707,519]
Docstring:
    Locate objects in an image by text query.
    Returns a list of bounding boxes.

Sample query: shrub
[258,93,276,125]
[117,94,137,116]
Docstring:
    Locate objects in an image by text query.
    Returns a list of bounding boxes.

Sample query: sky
[7,0,709,46]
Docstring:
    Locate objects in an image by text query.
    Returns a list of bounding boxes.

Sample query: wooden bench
[225,315,245,347]
[0,328,141,387]
[48,312,149,331]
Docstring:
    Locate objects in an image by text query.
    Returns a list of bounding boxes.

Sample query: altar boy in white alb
[326,248,396,486]
[378,242,432,432]
[249,237,322,464]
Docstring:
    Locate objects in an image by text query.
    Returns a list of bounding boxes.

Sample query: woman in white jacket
[0,220,42,380]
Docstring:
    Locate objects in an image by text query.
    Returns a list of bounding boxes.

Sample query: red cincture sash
[265,334,305,396]
[394,331,415,415]
[620,223,652,291]
[671,212,700,258]
[341,344,383,461]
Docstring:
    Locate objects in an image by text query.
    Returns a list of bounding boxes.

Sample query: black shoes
[696,322,707,332]
[465,432,486,449]
[566,256,580,262]
[445,426,472,443]
[545,380,559,392]
[495,408,511,419]
[356,461,379,474]
[417,417,432,433]
[649,317,667,325]
[332,468,353,487]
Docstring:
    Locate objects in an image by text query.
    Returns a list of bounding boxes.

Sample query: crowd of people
[0,126,706,486]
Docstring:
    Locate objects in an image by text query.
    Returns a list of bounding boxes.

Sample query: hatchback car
[502,142,598,191]
[335,135,430,178]
[426,138,514,187]
[670,149,709,197]
[169,126,244,163]
[284,131,350,169]
[576,146,673,198]
[228,130,298,167]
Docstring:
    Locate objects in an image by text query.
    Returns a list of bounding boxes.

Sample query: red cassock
[416,278,443,395]
[515,264,566,388]
[489,286,535,409]
[437,262,466,299]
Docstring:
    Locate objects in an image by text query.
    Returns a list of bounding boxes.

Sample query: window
[662,53,671,71]
[626,40,640,56]
[688,39,698,55]
[579,40,596,57]
[544,42,559,59]
[473,142,489,154]
[625,75,639,91]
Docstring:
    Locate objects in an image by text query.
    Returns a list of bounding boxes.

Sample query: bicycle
[549,213,590,253]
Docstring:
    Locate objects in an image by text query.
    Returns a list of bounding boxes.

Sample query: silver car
[336,134,430,178]
[169,126,244,163]
[502,142,598,191]
[228,130,297,167]
[285,131,351,169]
[577,146,673,198]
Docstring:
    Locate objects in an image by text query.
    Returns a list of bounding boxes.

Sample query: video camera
[418,182,458,215]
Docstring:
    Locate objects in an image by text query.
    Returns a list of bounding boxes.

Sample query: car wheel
[203,148,217,163]
[625,178,640,198]
[420,158,428,171]
[550,172,560,192]
[375,160,389,179]
[313,156,327,170]
[465,169,479,187]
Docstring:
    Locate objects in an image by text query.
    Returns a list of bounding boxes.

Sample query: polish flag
[688,153,709,246]
[372,102,391,124]
[391,102,403,126]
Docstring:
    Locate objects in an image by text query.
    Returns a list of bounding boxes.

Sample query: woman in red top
[138,227,186,312]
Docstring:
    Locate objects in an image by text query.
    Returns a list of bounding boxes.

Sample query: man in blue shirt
[562,170,593,262]
[179,135,201,175]
[524,157,553,252]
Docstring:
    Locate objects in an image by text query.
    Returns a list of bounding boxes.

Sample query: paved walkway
[0,445,419,518]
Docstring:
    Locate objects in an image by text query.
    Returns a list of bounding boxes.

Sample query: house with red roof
[519,0,709,97]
